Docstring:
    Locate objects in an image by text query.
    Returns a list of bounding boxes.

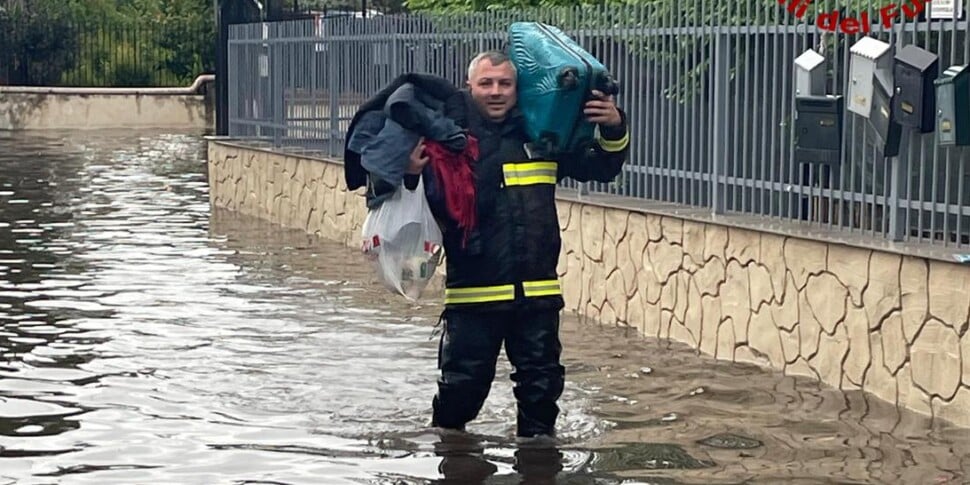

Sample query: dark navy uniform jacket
[423,89,631,313]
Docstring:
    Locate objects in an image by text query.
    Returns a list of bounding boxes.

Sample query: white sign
[929,0,965,19]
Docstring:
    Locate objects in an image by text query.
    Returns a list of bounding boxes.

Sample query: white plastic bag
[361,178,444,301]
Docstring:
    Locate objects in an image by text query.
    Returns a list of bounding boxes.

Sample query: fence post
[217,0,261,136]
[578,26,589,197]
[888,132,911,241]
[711,32,730,215]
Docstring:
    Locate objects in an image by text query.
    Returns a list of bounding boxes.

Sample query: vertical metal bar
[729,0,740,213]
[703,3,713,208]
[915,0,930,242]
[620,6,631,198]
[662,0,671,202]
[328,26,339,158]
[270,24,280,148]
[890,132,912,241]
[965,7,970,64]
[768,4,779,217]
[635,3,645,200]
[228,30,235,136]
[782,13,802,219]
[823,1,834,228]
[306,20,312,149]
[957,148,967,248]
[674,0,683,204]
[689,0,699,207]
[913,8,926,242]
[862,121,871,233]
[712,31,729,215]
[753,1,763,215]
[954,0,964,246]
[311,22,318,148]
[942,107,953,241]
[641,3,649,200]
[757,0,766,215]
[739,0,750,214]
[650,3,659,201]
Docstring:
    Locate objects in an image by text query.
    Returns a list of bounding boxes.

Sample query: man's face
[467,60,516,122]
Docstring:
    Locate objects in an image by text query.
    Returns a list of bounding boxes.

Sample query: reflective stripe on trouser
[444,285,515,305]
[444,280,562,305]
[431,307,564,438]
[502,161,557,186]
[522,279,560,298]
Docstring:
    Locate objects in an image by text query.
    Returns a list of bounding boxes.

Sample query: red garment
[425,136,479,247]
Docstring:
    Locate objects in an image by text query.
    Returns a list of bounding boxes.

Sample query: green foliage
[59,32,160,87]
[402,0,889,102]
[0,2,79,85]
[154,0,217,82]
[1,0,214,87]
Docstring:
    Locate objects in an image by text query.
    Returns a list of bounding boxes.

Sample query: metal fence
[227,3,970,249]
[0,20,214,87]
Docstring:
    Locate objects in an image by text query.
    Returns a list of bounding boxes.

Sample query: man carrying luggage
[407,50,630,442]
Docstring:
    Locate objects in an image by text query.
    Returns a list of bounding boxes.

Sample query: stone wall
[207,141,970,429]
[0,91,212,131]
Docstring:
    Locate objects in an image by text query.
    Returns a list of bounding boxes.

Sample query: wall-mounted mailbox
[872,80,902,156]
[935,65,970,146]
[796,95,844,164]
[795,49,826,96]
[848,37,893,118]
[893,44,939,132]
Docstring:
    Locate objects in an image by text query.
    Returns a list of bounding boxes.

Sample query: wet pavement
[0,130,968,484]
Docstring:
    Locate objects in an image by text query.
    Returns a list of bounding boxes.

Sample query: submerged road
[0,130,966,484]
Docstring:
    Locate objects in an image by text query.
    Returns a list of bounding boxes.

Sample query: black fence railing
[0,20,215,87]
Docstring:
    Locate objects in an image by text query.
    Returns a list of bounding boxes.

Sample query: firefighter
[401,49,630,442]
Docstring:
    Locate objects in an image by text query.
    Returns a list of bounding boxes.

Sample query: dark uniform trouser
[431,307,565,438]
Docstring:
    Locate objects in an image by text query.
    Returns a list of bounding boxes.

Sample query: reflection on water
[0,130,967,484]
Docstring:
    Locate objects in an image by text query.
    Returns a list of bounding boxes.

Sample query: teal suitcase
[508,22,619,156]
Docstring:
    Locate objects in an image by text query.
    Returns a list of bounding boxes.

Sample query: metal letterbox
[935,65,970,146]
[893,45,939,132]
[795,49,826,96]
[795,95,844,165]
[871,80,902,156]
[848,37,893,118]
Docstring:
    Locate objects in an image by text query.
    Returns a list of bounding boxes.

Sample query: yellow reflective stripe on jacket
[522,279,562,297]
[596,129,629,153]
[502,161,558,186]
[444,284,515,304]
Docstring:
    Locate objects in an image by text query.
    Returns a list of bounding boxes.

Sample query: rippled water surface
[0,130,967,484]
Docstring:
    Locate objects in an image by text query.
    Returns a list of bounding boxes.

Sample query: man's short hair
[467,50,517,80]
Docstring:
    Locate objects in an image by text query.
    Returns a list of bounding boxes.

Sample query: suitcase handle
[558,67,580,90]
[596,72,620,97]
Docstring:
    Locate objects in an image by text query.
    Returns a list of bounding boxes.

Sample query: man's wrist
[598,110,627,139]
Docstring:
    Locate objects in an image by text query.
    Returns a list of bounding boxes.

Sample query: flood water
[0,130,967,484]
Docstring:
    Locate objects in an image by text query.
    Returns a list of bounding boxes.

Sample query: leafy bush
[0,3,79,85]
[1,0,214,87]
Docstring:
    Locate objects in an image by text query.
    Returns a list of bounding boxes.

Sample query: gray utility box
[795,95,844,165]
[795,49,826,97]
[935,65,970,146]
[893,44,939,133]
[848,37,893,118]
